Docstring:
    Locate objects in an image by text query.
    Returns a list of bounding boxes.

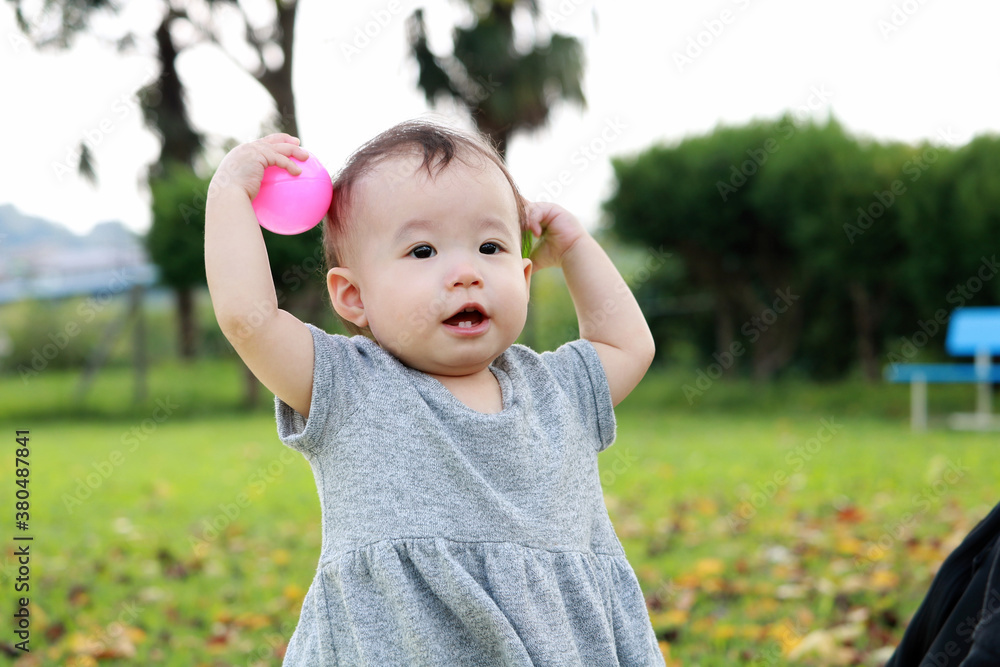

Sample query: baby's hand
[524,201,588,273]
[209,133,310,201]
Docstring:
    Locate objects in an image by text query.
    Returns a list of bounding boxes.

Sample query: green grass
[2,360,998,664]
[607,411,997,664]
[5,413,318,665]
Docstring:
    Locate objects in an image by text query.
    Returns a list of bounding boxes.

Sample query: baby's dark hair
[323,118,527,337]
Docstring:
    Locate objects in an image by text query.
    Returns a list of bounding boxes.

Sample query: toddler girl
[205,119,662,665]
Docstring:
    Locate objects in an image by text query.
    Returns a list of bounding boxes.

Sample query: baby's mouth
[443,306,487,329]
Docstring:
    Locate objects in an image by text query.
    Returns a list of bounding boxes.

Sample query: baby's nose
[449,259,483,288]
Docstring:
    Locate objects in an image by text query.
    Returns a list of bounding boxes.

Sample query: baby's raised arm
[205,134,316,417]
[526,201,656,406]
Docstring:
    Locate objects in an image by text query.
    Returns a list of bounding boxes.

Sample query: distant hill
[0,204,79,249]
[0,204,157,303]
[0,204,140,250]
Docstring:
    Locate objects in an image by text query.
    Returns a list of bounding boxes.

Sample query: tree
[606,117,813,380]
[604,116,972,381]
[147,164,212,359]
[406,0,586,159]
[899,136,1000,313]
[9,0,301,134]
[753,120,913,380]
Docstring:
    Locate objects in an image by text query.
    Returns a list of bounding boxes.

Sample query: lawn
[2,360,998,665]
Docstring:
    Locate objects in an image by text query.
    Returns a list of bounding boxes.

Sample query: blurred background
[2,0,1000,665]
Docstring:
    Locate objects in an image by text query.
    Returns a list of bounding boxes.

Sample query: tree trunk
[714,293,737,377]
[176,286,197,360]
[749,313,802,381]
[150,13,202,169]
[732,283,803,381]
[848,281,881,382]
[258,2,300,137]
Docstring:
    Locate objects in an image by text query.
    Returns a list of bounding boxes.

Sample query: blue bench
[884,307,1000,431]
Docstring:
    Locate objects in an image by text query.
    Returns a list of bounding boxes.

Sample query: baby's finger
[261,133,300,146]
[523,201,539,230]
[271,151,305,175]
[525,202,548,237]
[271,141,310,165]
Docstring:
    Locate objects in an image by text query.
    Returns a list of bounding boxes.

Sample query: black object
[885,501,1000,667]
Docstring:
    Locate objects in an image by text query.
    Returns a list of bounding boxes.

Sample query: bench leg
[976,381,991,426]
[974,350,993,429]
[912,377,927,432]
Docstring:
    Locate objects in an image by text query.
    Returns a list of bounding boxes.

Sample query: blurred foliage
[606,116,1000,380]
[147,164,212,292]
[2,233,643,381]
[0,287,347,390]
[3,335,991,425]
[0,291,219,380]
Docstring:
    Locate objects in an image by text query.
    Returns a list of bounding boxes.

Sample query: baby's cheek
[372,324,408,359]
[377,312,424,358]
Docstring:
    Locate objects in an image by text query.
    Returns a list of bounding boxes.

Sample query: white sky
[4,0,1000,236]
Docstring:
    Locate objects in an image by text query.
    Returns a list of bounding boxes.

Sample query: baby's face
[332,153,532,377]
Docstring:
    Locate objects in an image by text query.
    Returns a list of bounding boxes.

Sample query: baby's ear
[327,268,368,328]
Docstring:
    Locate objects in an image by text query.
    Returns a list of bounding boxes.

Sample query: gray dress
[275,324,664,666]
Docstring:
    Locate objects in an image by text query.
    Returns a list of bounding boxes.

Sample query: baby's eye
[409,244,436,259]
[479,242,501,255]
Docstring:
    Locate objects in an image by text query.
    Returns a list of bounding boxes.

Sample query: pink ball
[252,153,333,235]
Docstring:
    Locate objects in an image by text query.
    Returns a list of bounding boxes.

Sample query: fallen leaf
[836,505,865,523]
[870,569,900,590]
[694,558,724,577]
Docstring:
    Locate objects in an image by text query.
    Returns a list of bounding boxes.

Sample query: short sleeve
[275,324,371,455]
[538,339,617,452]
